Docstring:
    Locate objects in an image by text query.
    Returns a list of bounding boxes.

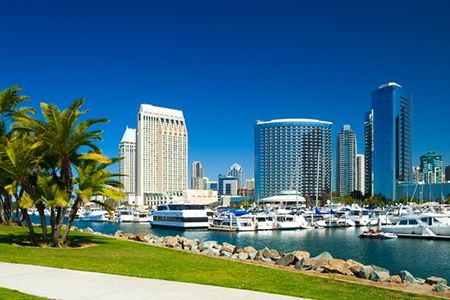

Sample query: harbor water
[29,216,450,282]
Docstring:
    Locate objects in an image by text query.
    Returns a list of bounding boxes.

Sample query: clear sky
[1,1,450,184]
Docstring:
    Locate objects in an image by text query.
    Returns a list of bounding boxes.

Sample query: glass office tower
[369,82,413,200]
[254,119,332,201]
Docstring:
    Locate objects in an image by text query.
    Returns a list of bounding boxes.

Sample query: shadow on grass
[0,226,112,247]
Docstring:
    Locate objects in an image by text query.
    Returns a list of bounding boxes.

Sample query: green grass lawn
[0,226,440,300]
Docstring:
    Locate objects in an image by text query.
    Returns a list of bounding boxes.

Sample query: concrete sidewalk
[0,262,308,300]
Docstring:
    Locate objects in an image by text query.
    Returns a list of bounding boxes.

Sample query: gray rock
[262,257,272,263]
[426,276,447,286]
[276,253,295,266]
[370,270,390,282]
[294,258,305,270]
[238,252,249,260]
[313,251,333,261]
[220,250,233,257]
[84,227,94,234]
[398,270,421,284]
[114,230,124,237]
[248,251,258,260]
[199,240,218,251]
[433,283,448,293]
[370,265,390,274]
[355,265,374,280]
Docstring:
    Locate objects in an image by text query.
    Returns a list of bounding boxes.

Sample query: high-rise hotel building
[254,119,332,201]
[119,126,136,204]
[336,125,357,196]
[365,82,413,200]
[136,104,188,204]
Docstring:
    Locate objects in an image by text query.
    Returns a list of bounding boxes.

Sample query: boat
[274,214,299,230]
[253,214,275,230]
[132,209,151,223]
[359,229,398,239]
[116,207,133,222]
[79,207,112,222]
[381,212,450,236]
[149,202,210,229]
[339,205,371,226]
[209,214,255,232]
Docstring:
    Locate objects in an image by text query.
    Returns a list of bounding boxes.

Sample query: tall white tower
[136,104,188,205]
[119,126,136,203]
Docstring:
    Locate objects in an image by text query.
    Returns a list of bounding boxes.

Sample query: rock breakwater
[83,227,449,295]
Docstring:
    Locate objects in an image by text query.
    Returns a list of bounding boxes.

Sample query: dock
[396,234,450,240]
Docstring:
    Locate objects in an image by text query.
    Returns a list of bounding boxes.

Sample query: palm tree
[12,98,109,243]
[60,154,125,244]
[0,86,33,224]
[0,133,42,245]
[0,85,31,136]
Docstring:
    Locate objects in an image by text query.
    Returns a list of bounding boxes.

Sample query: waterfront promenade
[0,262,307,300]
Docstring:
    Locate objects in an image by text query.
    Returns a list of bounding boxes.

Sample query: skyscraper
[228,163,243,187]
[136,104,188,205]
[366,82,413,200]
[336,125,356,196]
[255,119,332,201]
[419,152,443,183]
[191,161,204,190]
[119,126,136,203]
[356,154,365,196]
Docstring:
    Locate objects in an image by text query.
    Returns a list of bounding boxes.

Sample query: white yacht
[116,208,133,222]
[80,207,112,222]
[132,209,151,223]
[149,202,209,229]
[209,215,255,232]
[253,214,275,230]
[381,212,450,236]
[339,205,371,226]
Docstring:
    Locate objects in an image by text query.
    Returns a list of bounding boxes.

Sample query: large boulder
[355,265,374,280]
[426,276,447,286]
[323,259,352,275]
[164,236,180,248]
[433,283,448,293]
[398,270,421,284]
[233,246,245,254]
[135,233,146,242]
[292,251,310,260]
[307,252,333,270]
[222,242,235,253]
[294,257,305,270]
[238,252,249,260]
[370,270,390,282]
[244,246,257,253]
[346,260,365,276]
[275,253,295,267]
[262,248,279,259]
[199,240,218,251]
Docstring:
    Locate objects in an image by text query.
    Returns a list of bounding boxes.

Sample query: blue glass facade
[254,119,332,201]
[370,83,413,200]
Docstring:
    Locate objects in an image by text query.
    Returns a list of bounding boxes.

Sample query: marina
[28,214,450,284]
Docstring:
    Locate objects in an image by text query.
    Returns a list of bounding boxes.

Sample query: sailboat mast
[316,149,320,207]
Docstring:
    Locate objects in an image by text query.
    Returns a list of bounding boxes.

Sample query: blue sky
[1,1,450,184]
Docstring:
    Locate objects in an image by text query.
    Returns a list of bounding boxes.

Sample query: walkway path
[0,262,309,300]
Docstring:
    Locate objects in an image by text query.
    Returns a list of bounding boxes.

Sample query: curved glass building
[254,119,332,202]
[366,82,413,200]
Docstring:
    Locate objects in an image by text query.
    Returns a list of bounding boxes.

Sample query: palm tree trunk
[59,198,81,244]
[19,207,40,246]
[35,202,48,241]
